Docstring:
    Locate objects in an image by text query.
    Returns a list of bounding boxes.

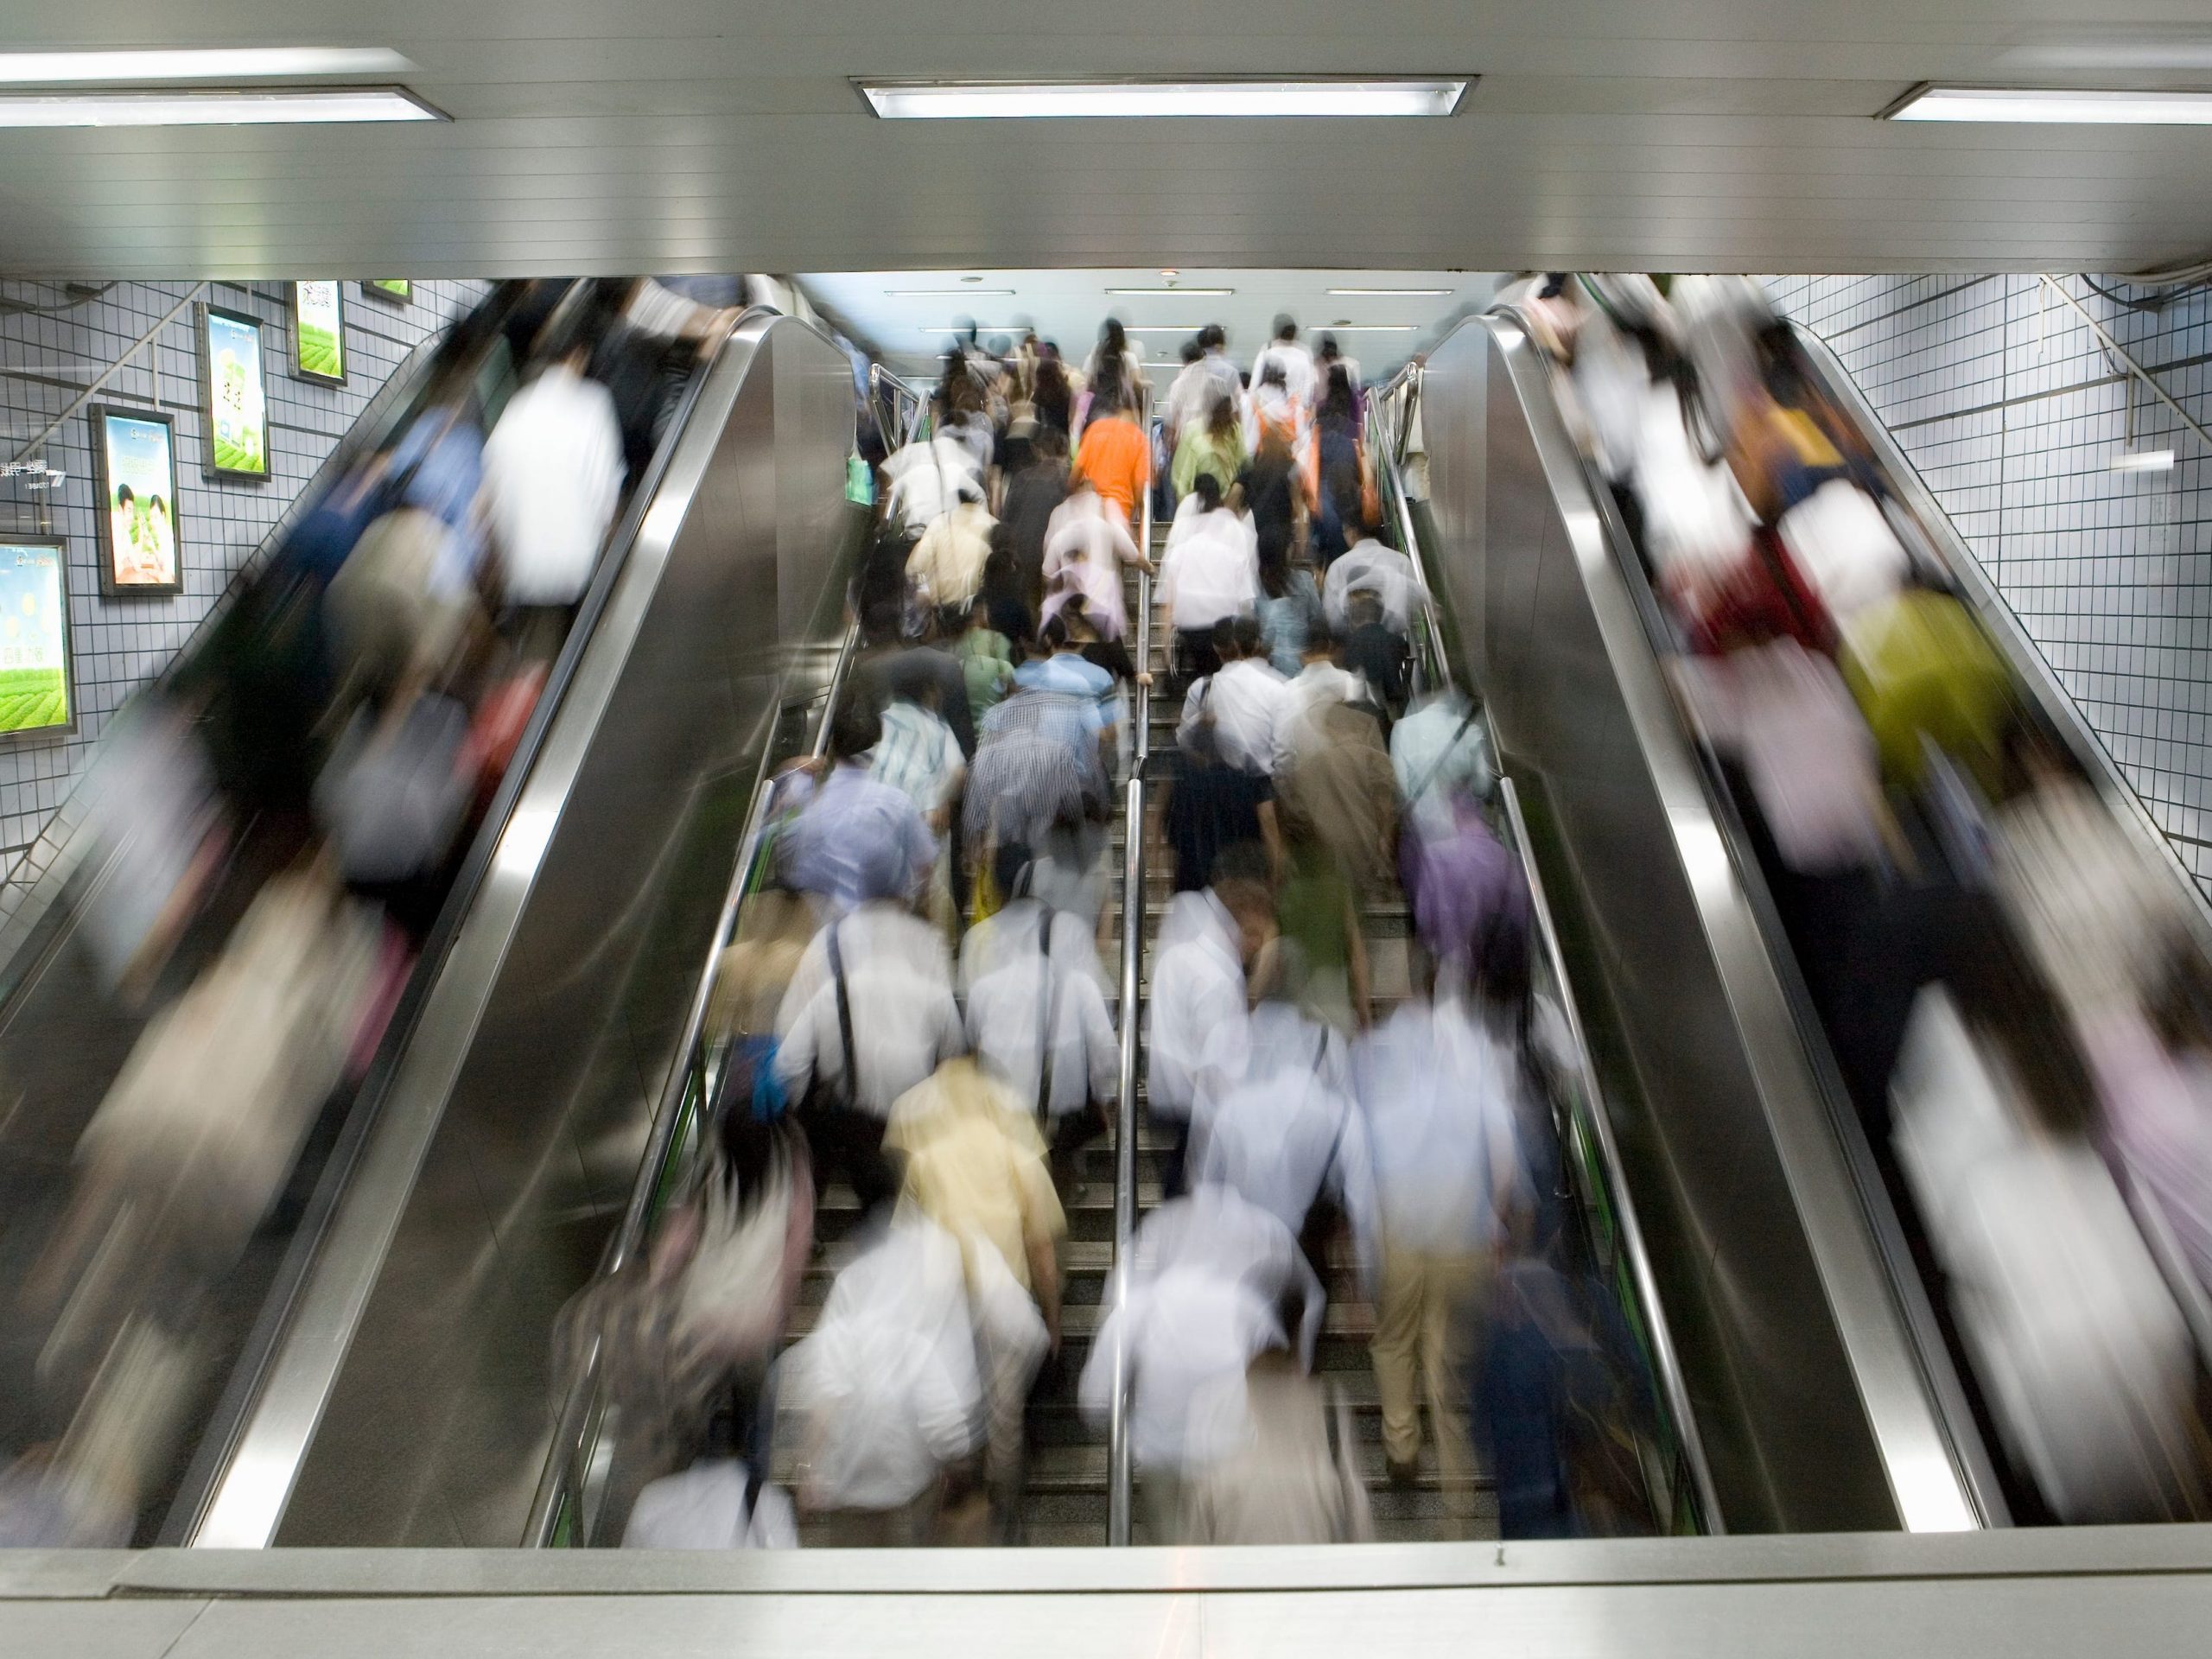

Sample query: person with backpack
[959,841,1120,1192]
[1177,614,1288,779]
[772,836,963,1217]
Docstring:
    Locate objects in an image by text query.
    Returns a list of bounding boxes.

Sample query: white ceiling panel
[798,268,1502,380]
[0,5,2210,275]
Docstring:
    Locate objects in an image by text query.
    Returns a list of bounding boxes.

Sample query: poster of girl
[91,407,181,595]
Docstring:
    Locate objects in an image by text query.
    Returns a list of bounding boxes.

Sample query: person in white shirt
[1163,338,1210,449]
[1157,475,1260,672]
[1043,477,1148,642]
[480,329,626,616]
[1145,849,1275,1193]
[1321,520,1421,638]
[1252,315,1319,410]
[1272,618,1373,777]
[959,842,1120,1186]
[1078,1183,1324,1540]
[1178,615,1291,779]
[774,900,964,1215]
[1352,968,1532,1493]
[1188,944,1377,1287]
[882,434,986,535]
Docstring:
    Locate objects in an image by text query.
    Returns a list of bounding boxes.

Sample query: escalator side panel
[274,316,857,1547]
[1420,314,1978,1532]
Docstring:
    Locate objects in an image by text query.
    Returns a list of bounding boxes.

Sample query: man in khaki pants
[1354,981,1528,1500]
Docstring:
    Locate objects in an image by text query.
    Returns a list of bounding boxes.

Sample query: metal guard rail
[1104,386,1156,1545]
[1364,372,1723,1535]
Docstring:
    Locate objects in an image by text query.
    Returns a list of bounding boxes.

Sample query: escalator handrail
[184,303,777,1548]
[1365,375,1725,1534]
[1104,386,1157,1547]
[1475,301,2001,1529]
[524,378,917,1546]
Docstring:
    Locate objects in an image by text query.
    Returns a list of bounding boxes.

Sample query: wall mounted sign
[89,405,181,596]
[199,303,270,480]
[0,535,75,741]
[362,278,412,305]
[293,280,346,385]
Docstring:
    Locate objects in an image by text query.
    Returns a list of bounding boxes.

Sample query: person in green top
[1171,391,1248,501]
[953,601,1017,727]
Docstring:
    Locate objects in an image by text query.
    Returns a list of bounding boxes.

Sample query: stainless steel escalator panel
[1417,308,1987,1532]
[191,312,858,1547]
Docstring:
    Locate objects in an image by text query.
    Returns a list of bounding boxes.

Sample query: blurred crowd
[3,276,740,1544]
[1523,270,2212,1523]
[580,314,1665,1551]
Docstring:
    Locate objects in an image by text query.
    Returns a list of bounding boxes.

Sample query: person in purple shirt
[779,698,938,917]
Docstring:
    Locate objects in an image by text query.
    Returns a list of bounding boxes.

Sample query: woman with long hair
[1172,391,1248,501]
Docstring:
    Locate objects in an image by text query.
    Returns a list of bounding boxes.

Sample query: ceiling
[6,5,2212,276]
[798,269,1502,383]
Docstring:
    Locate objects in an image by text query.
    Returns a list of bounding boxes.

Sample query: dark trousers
[1146,1110,1192,1200]
[1043,1109,1101,1195]
[803,1101,902,1217]
[1173,628,1222,690]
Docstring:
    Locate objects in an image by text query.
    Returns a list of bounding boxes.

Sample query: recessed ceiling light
[916,324,1021,333]
[1314,324,1419,333]
[887,288,1015,296]
[1325,287,1453,296]
[0,87,443,126]
[857,77,1471,120]
[0,47,413,84]
[1104,287,1235,296]
[1117,323,1218,332]
[1885,84,2212,123]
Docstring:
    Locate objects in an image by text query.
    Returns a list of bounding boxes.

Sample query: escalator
[161,307,862,1547]
[0,282,569,1546]
[1407,297,2212,1535]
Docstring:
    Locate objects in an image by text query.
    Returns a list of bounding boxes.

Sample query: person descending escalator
[479,311,626,657]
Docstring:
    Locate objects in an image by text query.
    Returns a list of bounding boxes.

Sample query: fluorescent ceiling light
[1104,286,1236,296]
[2112,448,2177,472]
[859,78,1469,120]
[1886,85,2212,123]
[0,47,413,84]
[1325,286,1452,296]
[1315,324,1418,333]
[0,88,442,126]
[1118,324,1219,332]
[887,288,1014,296]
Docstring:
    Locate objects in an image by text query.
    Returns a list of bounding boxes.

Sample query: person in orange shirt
[1070,380,1151,528]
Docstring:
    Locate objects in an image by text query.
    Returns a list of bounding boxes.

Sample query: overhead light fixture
[2112,448,2177,473]
[1313,324,1418,333]
[915,324,1020,333]
[1884,84,2212,123]
[1104,287,1235,296]
[0,88,444,126]
[1325,286,1453,296]
[887,288,1014,296]
[0,47,413,84]
[857,77,1471,120]
[1117,324,1219,332]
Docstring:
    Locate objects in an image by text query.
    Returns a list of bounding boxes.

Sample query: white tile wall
[0,278,489,897]
[1768,274,2212,899]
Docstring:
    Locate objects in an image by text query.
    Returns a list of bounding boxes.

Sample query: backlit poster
[293,281,346,385]
[199,304,270,480]
[90,406,182,596]
[0,536,74,740]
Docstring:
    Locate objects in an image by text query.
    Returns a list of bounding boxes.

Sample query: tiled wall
[0,278,488,887]
[1766,274,2212,900]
